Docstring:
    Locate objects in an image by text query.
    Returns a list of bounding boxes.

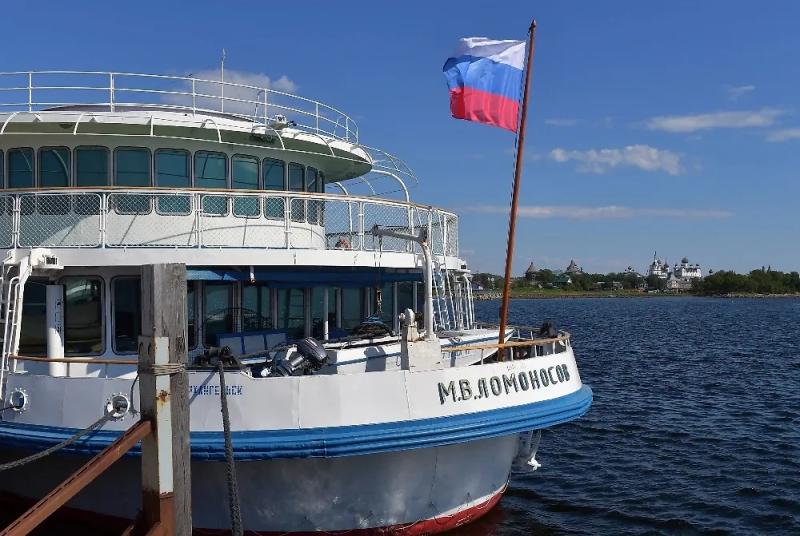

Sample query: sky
[2,1,799,275]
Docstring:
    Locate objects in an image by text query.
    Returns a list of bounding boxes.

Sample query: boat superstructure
[0,71,591,534]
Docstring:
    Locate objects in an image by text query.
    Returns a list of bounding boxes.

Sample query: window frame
[110,275,141,355]
[7,147,35,189]
[262,157,286,191]
[193,150,229,189]
[113,146,153,187]
[74,145,110,187]
[60,275,105,356]
[37,146,71,188]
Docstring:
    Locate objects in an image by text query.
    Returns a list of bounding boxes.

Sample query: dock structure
[0,263,191,536]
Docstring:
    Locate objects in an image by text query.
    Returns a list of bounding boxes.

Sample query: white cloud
[164,69,298,115]
[766,128,800,142]
[726,84,755,100]
[549,145,682,175]
[645,108,782,133]
[461,205,733,220]
[545,118,579,127]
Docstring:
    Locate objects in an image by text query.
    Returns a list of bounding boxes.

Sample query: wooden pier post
[138,263,191,535]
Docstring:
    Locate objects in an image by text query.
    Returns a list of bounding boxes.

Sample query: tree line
[692,268,800,295]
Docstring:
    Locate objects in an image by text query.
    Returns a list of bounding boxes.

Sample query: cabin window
[115,147,151,187]
[37,147,71,214]
[194,151,227,189]
[311,287,335,339]
[196,151,228,215]
[17,280,47,355]
[262,158,285,190]
[232,155,260,217]
[187,281,197,349]
[63,277,104,355]
[341,287,364,331]
[38,147,70,187]
[112,277,141,354]
[276,288,305,340]
[75,146,109,186]
[155,149,191,213]
[317,171,325,193]
[0,151,4,188]
[203,282,235,347]
[306,167,321,224]
[397,282,415,315]
[288,163,305,222]
[263,158,285,220]
[242,283,272,330]
[374,282,395,325]
[8,148,34,188]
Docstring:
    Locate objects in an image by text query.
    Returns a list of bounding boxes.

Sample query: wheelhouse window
[195,151,227,215]
[288,163,305,222]
[155,149,190,213]
[262,158,285,190]
[75,146,109,186]
[115,147,151,187]
[0,150,4,189]
[277,288,305,340]
[232,155,259,217]
[307,167,322,224]
[263,158,285,219]
[8,148,34,188]
[63,277,103,355]
[242,283,272,331]
[203,282,234,347]
[38,147,70,187]
[113,277,141,353]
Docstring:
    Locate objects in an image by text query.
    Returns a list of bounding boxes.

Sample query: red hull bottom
[0,485,506,535]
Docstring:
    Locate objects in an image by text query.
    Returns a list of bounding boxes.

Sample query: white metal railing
[0,188,459,256]
[0,71,359,143]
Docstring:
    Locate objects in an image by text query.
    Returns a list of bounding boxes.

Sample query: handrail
[447,332,570,353]
[0,70,359,143]
[0,187,460,256]
[12,355,138,365]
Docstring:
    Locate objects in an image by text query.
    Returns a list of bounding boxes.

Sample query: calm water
[460,297,800,535]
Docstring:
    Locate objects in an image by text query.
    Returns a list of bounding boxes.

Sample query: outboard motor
[539,321,557,338]
[268,337,328,377]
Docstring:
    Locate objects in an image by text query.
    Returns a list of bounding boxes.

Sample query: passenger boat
[0,71,592,534]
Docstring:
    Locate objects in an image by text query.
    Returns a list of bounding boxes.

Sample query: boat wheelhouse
[0,71,591,534]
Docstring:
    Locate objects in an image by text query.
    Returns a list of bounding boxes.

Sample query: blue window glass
[232,155,259,217]
[277,288,305,339]
[262,158,285,190]
[155,149,190,213]
[0,151,4,189]
[113,277,141,353]
[75,147,109,186]
[38,147,70,187]
[8,148,34,188]
[194,151,227,189]
[204,282,234,346]
[115,148,151,187]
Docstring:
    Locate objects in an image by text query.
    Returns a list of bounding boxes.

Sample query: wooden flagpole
[497,20,537,357]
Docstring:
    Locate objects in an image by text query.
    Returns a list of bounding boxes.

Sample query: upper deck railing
[0,188,458,257]
[0,71,359,143]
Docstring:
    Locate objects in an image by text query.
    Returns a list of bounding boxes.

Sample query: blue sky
[3,1,799,274]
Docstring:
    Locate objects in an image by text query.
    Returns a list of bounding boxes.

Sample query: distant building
[565,260,583,275]
[623,265,641,277]
[647,252,670,280]
[525,261,539,282]
[554,273,572,286]
[673,257,702,279]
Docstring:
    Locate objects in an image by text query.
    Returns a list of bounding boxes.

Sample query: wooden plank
[140,264,191,536]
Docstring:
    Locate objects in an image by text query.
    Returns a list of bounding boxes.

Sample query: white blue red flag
[443,37,526,132]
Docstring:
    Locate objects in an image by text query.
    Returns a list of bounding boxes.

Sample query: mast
[497,20,537,356]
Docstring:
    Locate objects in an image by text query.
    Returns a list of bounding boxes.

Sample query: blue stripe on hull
[0,386,592,461]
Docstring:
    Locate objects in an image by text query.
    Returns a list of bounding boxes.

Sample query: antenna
[220,48,226,113]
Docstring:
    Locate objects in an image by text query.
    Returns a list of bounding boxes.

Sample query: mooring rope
[0,412,113,472]
[217,360,243,536]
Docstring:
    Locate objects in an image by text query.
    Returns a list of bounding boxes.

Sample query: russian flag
[443,37,526,132]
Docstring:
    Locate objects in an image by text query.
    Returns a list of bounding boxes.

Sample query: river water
[462,297,800,535]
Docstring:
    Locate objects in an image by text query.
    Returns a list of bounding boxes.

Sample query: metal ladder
[431,257,453,332]
[0,253,31,399]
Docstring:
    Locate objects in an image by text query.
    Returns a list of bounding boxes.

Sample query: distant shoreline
[474,292,800,300]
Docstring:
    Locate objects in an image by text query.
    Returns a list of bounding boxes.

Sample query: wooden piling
[138,264,191,535]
